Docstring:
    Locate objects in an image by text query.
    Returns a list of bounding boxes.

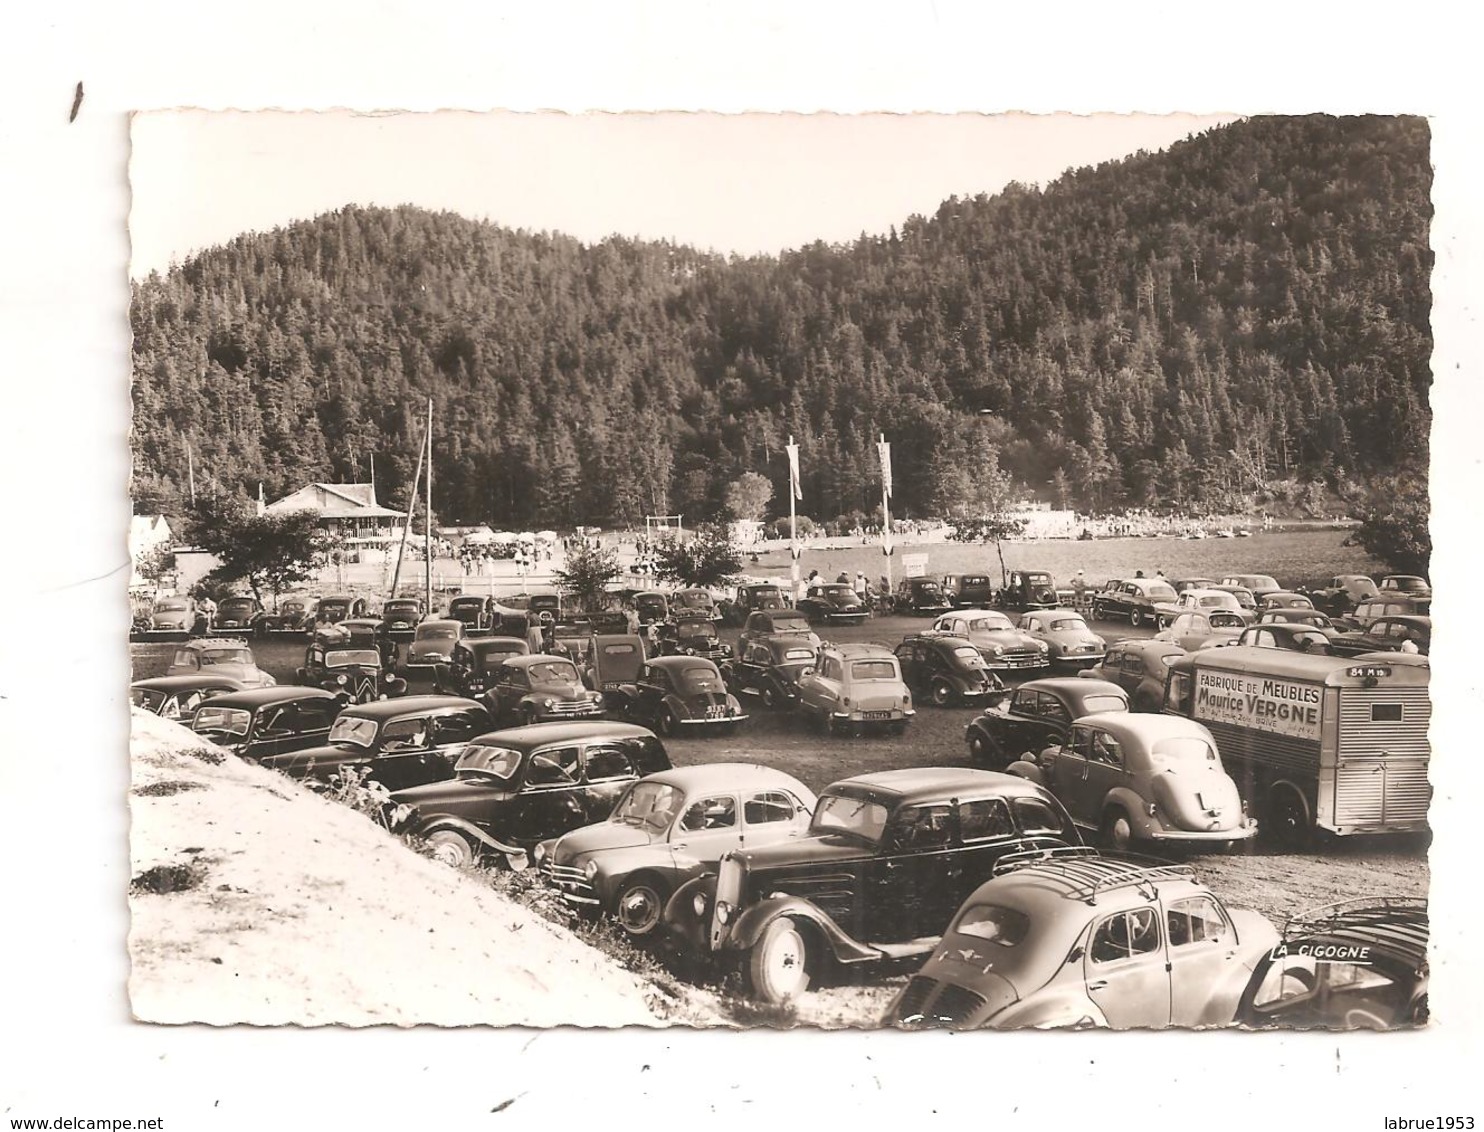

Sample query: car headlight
[584,860,599,879]
[589,691,602,703]
[542,697,555,709]
[336,674,348,685]
[991,644,1004,655]
[693,892,709,918]
[715,901,732,924]
[532,843,548,866]
[1037,641,1049,652]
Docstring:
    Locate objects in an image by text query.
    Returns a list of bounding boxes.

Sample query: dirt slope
[128,708,690,1027]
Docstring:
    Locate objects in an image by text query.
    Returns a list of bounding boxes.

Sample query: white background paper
[1,2,1478,1125]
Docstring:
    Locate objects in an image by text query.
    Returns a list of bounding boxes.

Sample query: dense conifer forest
[130,114,1432,529]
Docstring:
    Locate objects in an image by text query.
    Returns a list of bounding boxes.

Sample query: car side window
[583,745,635,783]
[679,795,737,832]
[959,798,1014,841]
[889,803,954,853]
[1012,797,1066,836]
[1010,689,1036,715]
[744,791,799,825]
[256,706,290,735]
[1036,692,1072,727]
[382,718,429,752]
[432,711,482,745]
[1088,731,1123,767]
[296,701,337,732]
[526,746,580,786]
[1091,907,1162,964]
[1069,726,1095,757]
[1166,896,1230,947]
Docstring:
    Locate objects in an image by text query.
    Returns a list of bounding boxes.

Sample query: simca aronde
[932,609,1048,672]
[188,687,341,764]
[390,721,672,868]
[1006,714,1256,849]
[662,768,1080,1003]
[1015,609,1107,669]
[536,763,815,937]
[886,852,1279,1029]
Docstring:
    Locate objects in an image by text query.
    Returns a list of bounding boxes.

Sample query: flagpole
[789,435,799,598]
[879,433,894,595]
[424,397,433,617]
[389,412,429,602]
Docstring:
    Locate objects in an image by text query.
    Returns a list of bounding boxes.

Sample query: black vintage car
[213,595,264,638]
[257,596,314,637]
[631,591,670,626]
[942,573,995,609]
[296,639,408,703]
[485,653,608,725]
[188,687,343,765]
[333,618,399,672]
[314,594,370,626]
[447,594,494,634]
[893,632,1002,706]
[389,721,673,868]
[130,674,248,720]
[1330,614,1431,658]
[381,597,426,641]
[653,613,732,661]
[722,636,820,709]
[737,608,820,655]
[662,768,1080,1003]
[796,582,870,626]
[1082,639,1187,713]
[895,577,953,616]
[584,633,650,714]
[433,637,532,699]
[964,677,1130,768]
[259,695,492,789]
[628,655,747,736]
[723,582,787,626]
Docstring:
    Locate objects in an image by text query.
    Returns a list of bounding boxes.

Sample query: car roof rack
[992,848,1197,904]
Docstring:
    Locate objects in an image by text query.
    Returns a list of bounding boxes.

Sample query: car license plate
[706,705,727,719]
[863,710,892,720]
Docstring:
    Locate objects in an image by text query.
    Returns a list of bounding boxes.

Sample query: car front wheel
[748,917,811,1004]
[1100,808,1136,851]
[1130,608,1145,629]
[929,679,955,707]
[425,830,476,868]
[614,876,668,938]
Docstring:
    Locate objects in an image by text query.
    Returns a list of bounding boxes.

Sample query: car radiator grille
[892,976,987,1029]
[541,861,598,903]
[989,649,1043,669]
[542,700,600,717]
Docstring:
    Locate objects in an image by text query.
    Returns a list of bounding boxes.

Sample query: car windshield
[675,665,723,694]
[455,744,522,781]
[968,615,1014,632]
[820,585,854,597]
[282,601,305,613]
[1209,612,1245,629]
[192,706,251,737]
[811,794,889,844]
[1147,583,1178,601]
[328,716,379,748]
[1080,694,1127,716]
[155,598,188,611]
[962,576,989,586]
[1048,617,1088,631]
[220,599,255,613]
[325,649,381,668]
[416,625,458,640]
[952,903,1030,946]
[131,687,167,711]
[199,648,252,666]
[386,601,419,613]
[1251,577,1279,590]
[1150,736,1222,770]
[528,660,579,683]
[611,782,685,832]
[849,659,899,681]
[772,615,810,633]
[1197,596,1230,608]
[677,619,711,634]
[916,582,943,596]
[782,647,815,662]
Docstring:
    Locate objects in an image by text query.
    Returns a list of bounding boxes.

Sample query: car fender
[989,989,1108,1031]
[1005,759,1045,786]
[661,693,693,721]
[727,896,879,964]
[1101,786,1156,835]
[416,815,528,866]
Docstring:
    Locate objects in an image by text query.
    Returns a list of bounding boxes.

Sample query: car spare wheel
[748,918,811,1004]
[425,830,475,868]
[615,875,668,937]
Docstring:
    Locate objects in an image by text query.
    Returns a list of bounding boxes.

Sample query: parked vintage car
[536,764,816,936]
[1330,614,1431,657]
[721,636,820,710]
[1235,623,1335,654]
[796,582,870,626]
[432,636,532,700]
[296,639,408,703]
[212,595,264,638]
[188,686,342,764]
[143,594,201,638]
[485,653,607,725]
[1014,609,1107,668]
[1091,578,1180,630]
[332,617,399,672]
[524,591,563,621]
[1155,608,1247,651]
[582,633,650,713]
[405,618,465,674]
[1340,597,1430,632]
[1220,575,1283,602]
[1007,714,1257,849]
[130,674,247,720]
[652,612,732,662]
[796,643,915,734]
[893,632,1002,706]
[260,695,492,788]
[1260,591,1316,613]
[164,638,275,688]
[1169,576,1217,595]
[1258,608,1343,637]
[885,852,1279,1029]
[627,655,748,735]
[447,594,493,634]
[737,608,820,654]
[995,570,1062,613]
[632,591,670,626]
[722,582,787,626]
[661,768,1081,1002]
[381,597,426,641]
[931,609,1048,672]
[1082,639,1187,713]
[942,573,995,609]
[965,678,1129,769]
[389,720,673,867]
[257,596,314,637]
[314,594,370,626]
[1174,587,1255,623]
[672,587,721,620]
[1304,575,1380,617]
[1210,583,1259,613]
[1378,575,1432,604]
[1236,897,1428,1030]
[895,577,954,616]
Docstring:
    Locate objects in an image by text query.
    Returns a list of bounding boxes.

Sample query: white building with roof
[264,483,403,545]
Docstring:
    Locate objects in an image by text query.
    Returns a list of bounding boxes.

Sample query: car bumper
[824,611,870,623]
[1141,820,1258,843]
[832,709,914,724]
[680,712,749,727]
[534,702,607,720]
[984,655,1048,670]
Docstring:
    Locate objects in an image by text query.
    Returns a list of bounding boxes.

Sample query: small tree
[185,496,337,605]
[724,472,773,523]
[552,542,624,612]
[1350,486,1431,577]
[652,521,744,589]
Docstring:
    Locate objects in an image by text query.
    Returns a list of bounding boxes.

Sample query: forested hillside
[130,114,1432,529]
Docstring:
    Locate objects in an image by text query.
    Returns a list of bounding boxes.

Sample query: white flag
[786,441,803,501]
[878,440,893,499]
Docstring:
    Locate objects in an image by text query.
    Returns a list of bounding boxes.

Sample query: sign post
[878,434,894,594]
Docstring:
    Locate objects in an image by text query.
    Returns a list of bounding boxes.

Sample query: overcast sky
[129,111,1238,276]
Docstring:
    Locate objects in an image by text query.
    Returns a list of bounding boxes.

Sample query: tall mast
[424,397,433,615]
[389,413,429,602]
